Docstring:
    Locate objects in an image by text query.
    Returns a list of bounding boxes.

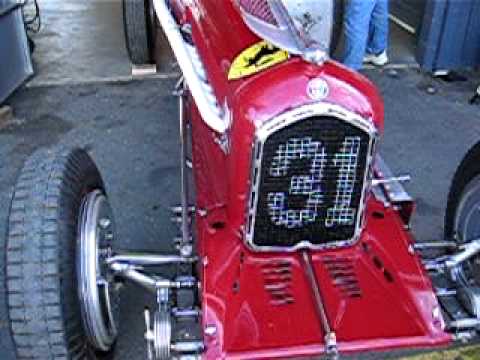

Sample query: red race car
[5,1,480,359]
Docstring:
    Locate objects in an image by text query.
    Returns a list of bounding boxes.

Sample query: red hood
[184,0,384,134]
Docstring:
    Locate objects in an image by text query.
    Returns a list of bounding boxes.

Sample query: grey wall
[0,2,33,103]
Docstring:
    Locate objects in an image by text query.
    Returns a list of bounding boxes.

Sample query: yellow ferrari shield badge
[228,41,289,80]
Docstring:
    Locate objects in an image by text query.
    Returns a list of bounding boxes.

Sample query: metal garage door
[417,0,480,71]
[0,0,33,103]
[390,0,427,33]
[390,0,480,71]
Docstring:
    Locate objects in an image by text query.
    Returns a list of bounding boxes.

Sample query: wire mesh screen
[250,116,371,249]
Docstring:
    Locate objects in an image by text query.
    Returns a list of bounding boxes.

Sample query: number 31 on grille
[246,111,375,251]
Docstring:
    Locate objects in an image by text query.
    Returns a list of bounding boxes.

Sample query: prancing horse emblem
[228,41,289,80]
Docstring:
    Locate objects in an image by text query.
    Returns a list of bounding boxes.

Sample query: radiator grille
[249,116,372,250]
[238,0,278,25]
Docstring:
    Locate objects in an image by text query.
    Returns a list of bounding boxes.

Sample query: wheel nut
[205,325,217,336]
[99,218,111,229]
[180,244,193,257]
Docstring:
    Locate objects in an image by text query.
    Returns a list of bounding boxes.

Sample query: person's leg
[343,0,376,70]
[367,0,389,55]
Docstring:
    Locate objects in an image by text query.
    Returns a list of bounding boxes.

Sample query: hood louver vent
[261,260,294,306]
[323,256,362,298]
[238,0,278,25]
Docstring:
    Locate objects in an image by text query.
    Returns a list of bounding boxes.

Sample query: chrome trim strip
[152,0,227,133]
[245,102,378,252]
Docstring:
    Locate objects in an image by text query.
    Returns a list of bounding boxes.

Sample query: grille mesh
[251,116,371,249]
[238,0,278,25]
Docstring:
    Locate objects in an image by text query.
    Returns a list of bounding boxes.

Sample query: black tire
[6,148,115,359]
[444,143,480,299]
[123,0,156,65]
[445,142,480,240]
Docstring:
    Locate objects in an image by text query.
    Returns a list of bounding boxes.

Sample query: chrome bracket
[371,175,411,187]
[413,241,458,251]
[448,318,480,331]
[373,156,413,204]
[423,238,480,273]
[173,76,185,97]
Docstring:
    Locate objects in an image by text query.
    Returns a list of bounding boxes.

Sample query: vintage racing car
[6,1,480,359]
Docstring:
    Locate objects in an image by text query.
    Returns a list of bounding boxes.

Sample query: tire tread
[6,147,107,359]
[123,0,153,65]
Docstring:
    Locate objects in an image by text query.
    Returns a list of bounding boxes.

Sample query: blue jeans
[342,0,389,70]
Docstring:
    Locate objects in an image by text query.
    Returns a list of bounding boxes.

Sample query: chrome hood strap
[301,250,339,359]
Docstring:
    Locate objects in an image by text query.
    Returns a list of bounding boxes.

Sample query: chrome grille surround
[246,102,378,252]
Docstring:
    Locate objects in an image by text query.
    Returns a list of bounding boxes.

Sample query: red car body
[165,1,453,358]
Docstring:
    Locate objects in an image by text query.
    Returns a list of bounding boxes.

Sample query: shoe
[364,51,389,66]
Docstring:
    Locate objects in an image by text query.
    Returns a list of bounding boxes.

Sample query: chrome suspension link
[106,253,196,267]
[109,261,198,293]
[421,238,480,273]
[419,238,480,332]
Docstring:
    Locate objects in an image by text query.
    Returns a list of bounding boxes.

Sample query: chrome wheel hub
[77,190,120,351]
[455,194,480,286]
[453,185,480,318]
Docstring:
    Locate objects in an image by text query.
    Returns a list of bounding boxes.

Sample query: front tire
[6,148,119,359]
[445,144,480,312]
[446,143,480,241]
